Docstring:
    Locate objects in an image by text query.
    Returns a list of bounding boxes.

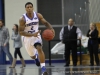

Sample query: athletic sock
[41,63,45,68]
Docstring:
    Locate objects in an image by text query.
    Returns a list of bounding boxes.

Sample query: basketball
[42,29,54,41]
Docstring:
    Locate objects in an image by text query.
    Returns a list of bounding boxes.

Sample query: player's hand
[50,28,55,37]
[33,30,41,37]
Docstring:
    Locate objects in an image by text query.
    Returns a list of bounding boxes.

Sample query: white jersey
[23,12,39,34]
[22,12,42,56]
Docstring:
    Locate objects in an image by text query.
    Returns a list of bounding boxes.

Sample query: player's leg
[23,38,40,66]
[22,36,45,71]
[30,50,40,66]
[34,43,48,75]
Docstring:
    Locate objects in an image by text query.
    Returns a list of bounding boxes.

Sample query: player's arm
[37,13,55,36]
[19,17,40,37]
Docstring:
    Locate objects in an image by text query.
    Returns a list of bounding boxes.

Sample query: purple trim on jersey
[35,12,39,20]
[23,15,26,22]
[26,13,34,20]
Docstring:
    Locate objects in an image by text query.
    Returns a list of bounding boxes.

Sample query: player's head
[13,24,18,32]
[0,20,4,27]
[25,2,33,14]
[68,18,74,26]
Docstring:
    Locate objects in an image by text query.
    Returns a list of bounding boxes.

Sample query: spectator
[87,23,99,66]
[59,18,82,66]
[9,24,26,68]
[0,20,13,64]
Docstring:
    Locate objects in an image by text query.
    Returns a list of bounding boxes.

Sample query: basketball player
[19,2,55,75]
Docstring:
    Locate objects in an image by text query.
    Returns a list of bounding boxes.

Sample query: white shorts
[22,35,42,56]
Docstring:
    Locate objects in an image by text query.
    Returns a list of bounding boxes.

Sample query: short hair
[0,19,4,23]
[25,2,33,8]
[69,18,74,22]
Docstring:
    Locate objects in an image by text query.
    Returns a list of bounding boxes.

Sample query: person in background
[0,20,13,64]
[87,23,99,66]
[9,24,26,68]
[59,18,82,67]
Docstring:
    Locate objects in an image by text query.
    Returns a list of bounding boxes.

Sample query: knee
[36,46,42,53]
[30,56,36,59]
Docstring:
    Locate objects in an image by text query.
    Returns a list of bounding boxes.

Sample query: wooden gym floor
[0,63,100,75]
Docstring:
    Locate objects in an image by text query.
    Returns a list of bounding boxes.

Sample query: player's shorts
[22,35,42,56]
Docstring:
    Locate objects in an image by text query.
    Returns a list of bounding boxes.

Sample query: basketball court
[0,0,100,75]
[0,63,100,75]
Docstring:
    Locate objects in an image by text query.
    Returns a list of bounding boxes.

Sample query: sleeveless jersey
[23,12,39,34]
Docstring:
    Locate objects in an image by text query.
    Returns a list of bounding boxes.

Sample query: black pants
[65,42,77,65]
[14,48,23,59]
[88,44,99,65]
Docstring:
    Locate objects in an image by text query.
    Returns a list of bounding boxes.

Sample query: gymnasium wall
[37,0,62,25]
[89,0,100,23]
[64,0,89,24]
[37,0,63,59]
[5,0,37,60]
[4,0,97,62]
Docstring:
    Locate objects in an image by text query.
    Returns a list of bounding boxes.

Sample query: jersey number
[28,26,35,33]
[31,26,34,30]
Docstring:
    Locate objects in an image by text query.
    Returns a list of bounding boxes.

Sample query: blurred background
[0,0,100,65]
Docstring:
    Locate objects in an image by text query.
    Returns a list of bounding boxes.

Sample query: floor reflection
[9,68,25,75]
[0,65,100,75]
